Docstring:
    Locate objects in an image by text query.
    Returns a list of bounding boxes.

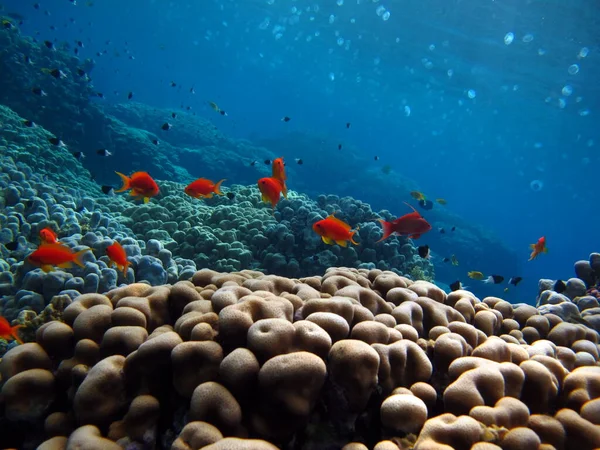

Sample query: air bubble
[383,11,390,20]
[568,64,579,75]
[562,85,573,96]
[538,48,546,56]
[504,32,514,45]
[337,37,344,46]
[329,14,335,24]
[467,89,476,99]
[376,5,385,16]
[522,34,534,43]
[558,98,566,109]
[404,105,411,116]
[578,47,589,58]
[329,72,335,81]
[579,109,590,116]
[337,0,344,5]
[530,180,543,192]
[429,44,435,51]
[447,69,453,78]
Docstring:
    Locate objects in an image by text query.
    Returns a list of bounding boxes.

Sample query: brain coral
[0,266,599,450]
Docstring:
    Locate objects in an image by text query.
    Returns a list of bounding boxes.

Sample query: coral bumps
[2,267,600,449]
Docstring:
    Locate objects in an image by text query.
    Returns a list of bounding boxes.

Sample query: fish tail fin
[122,262,130,277]
[350,230,360,246]
[281,182,288,199]
[376,219,392,243]
[114,171,130,192]
[529,243,536,249]
[214,179,226,195]
[73,248,92,268]
[543,247,548,253]
[11,325,23,344]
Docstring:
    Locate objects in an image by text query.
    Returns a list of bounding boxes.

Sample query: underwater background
[3,2,600,450]
[3,0,597,302]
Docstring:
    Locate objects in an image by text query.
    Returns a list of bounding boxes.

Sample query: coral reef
[0,105,432,331]
[1,266,600,449]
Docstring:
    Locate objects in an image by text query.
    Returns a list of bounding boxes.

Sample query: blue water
[3,0,598,301]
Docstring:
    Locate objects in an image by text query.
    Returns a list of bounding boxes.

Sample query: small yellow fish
[468,271,485,280]
[410,191,426,201]
[451,255,459,266]
[436,198,447,205]
[209,101,227,116]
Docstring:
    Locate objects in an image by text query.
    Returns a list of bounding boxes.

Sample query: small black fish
[295,158,303,165]
[161,122,172,131]
[96,149,112,156]
[338,144,342,150]
[450,280,463,292]
[151,139,159,145]
[418,199,433,210]
[282,116,291,122]
[24,55,33,65]
[451,226,456,232]
[250,160,257,167]
[4,241,18,251]
[32,87,47,96]
[48,137,65,146]
[44,40,54,49]
[417,245,430,259]
[128,91,133,100]
[34,3,40,9]
[47,68,66,79]
[2,20,14,29]
[554,279,566,293]
[219,110,226,116]
[190,86,195,94]
[171,112,177,119]
[74,48,79,55]
[485,275,505,285]
[76,40,84,47]
[509,277,523,286]
[438,227,445,234]
[264,159,271,165]
[76,68,87,77]
[23,120,36,128]
[374,156,379,161]
[226,192,235,200]
[170,81,176,87]
[101,185,114,194]
[443,258,450,263]
[346,122,351,128]
[72,151,85,160]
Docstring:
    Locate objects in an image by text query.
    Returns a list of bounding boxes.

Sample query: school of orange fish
[0,157,548,344]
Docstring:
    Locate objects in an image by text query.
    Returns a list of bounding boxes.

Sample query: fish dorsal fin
[403,201,419,214]
[327,213,351,231]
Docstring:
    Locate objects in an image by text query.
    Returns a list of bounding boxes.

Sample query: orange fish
[272,157,287,198]
[39,227,58,244]
[312,214,359,247]
[0,316,23,344]
[115,171,160,203]
[529,236,547,261]
[106,241,130,277]
[258,177,284,209]
[28,243,92,272]
[377,203,432,242]
[184,178,225,199]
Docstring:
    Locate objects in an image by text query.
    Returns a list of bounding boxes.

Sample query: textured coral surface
[2,267,600,450]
